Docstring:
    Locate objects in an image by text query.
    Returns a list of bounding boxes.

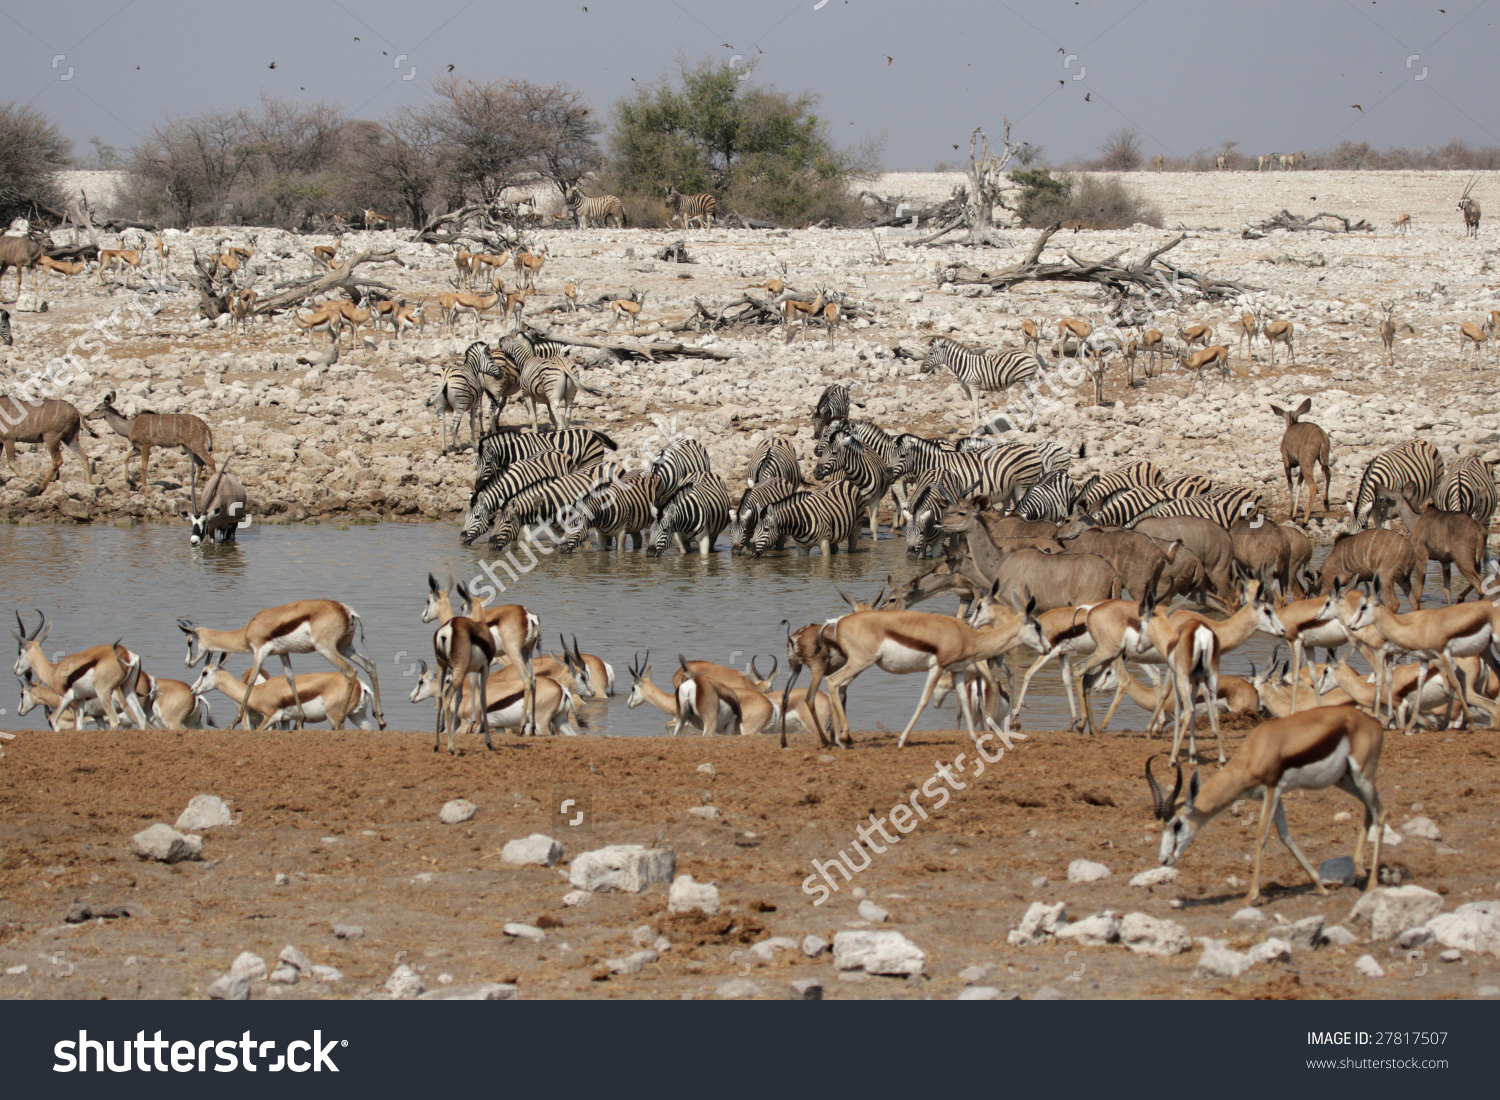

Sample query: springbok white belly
[1279,737,1350,792]
[266,622,317,656]
[873,639,938,674]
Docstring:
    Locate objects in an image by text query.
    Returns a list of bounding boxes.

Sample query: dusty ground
[3,170,1498,537]
[1,720,1496,1000]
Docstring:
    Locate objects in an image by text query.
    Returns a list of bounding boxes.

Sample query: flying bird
[1084,92,1091,101]
[447,64,454,71]
[723,42,732,48]
[1058,79,1065,85]
[354,36,359,41]
[268,61,276,69]
[886,56,893,65]
[953,144,959,150]
[1351,103,1363,111]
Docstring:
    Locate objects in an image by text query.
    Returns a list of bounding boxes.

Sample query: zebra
[958,436,1074,475]
[648,436,712,505]
[475,426,617,489]
[1433,455,1498,527]
[1090,485,1172,527]
[1076,460,1162,513]
[563,185,626,229]
[1132,487,1261,529]
[563,468,657,551]
[461,451,576,545]
[815,418,909,528]
[731,477,802,550]
[812,383,853,437]
[1016,469,1078,522]
[645,471,730,556]
[497,331,567,365]
[489,468,607,551]
[465,342,520,433]
[427,360,484,453]
[813,430,891,539]
[1352,440,1444,529]
[891,433,1043,513]
[904,469,962,556]
[749,480,862,557]
[1160,473,1213,499]
[518,355,599,431]
[0,308,10,346]
[747,435,802,487]
[664,186,715,230]
[921,336,1041,430]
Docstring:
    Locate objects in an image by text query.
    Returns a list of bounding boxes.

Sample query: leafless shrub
[0,102,70,223]
[1096,128,1143,171]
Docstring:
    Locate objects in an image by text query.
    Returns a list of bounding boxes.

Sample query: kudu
[1373,483,1487,605]
[0,396,96,491]
[92,390,215,493]
[1269,398,1331,524]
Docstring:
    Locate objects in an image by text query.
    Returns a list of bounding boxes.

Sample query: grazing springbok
[1269,398,1332,524]
[11,612,150,730]
[1458,320,1488,368]
[409,661,582,737]
[1392,213,1411,235]
[137,669,211,729]
[178,600,384,731]
[0,396,96,491]
[179,461,247,546]
[1148,704,1386,904]
[190,654,378,730]
[92,391,215,494]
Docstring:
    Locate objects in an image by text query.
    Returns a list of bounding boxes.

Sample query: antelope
[385,300,423,346]
[137,669,211,729]
[1057,317,1091,358]
[1393,213,1412,236]
[1458,175,1480,238]
[1327,578,1497,733]
[431,597,498,753]
[437,290,500,335]
[1277,592,1356,712]
[610,289,644,333]
[0,228,46,301]
[16,676,119,730]
[1148,704,1387,905]
[153,233,169,274]
[363,209,392,230]
[191,653,378,730]
[0,396,96,491]
[670,654,781,736]
[330,299,374,348]
[820,293,843,348]
[564,281,579,312]
[780,620,851,749]
[209,247,241,285]
[313,239,341,272]
[91,391,215,494]
[1229,311,1260,361]
[421,574,540,736]
[1374,483,1488,605]
[1214,154,1227,171]
[513,247,546,290]
[1486,309,1500,341]
[1138,328,1164,375]
[1151,153,1165,171]
[453,247,475,287]
[1177,322,1214,352]
[472,250,511,285]
[294,301,342,345]
[228,288,257,345]
[36,256,87,296]
[821,586,1033,749]
[1376,301,1396,364]
[178,600,383,731]
[1177,344,1229,379]
[1269,398,1331,524]
[1020,319,1040,355]
[1458,321,1488,368]
[10,612,150,730]
[1320,650,1496,731]
[1091,661,1256,735]
[625,653,744,736]
[782,289,832,344]
[409,662,582,737]
[1009,603,1100,731]
[179,461,247,546]
[97,247,141,287]
[497,286,528,331]
[1262,317,1295,365]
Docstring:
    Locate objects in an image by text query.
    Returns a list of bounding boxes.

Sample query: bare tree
[131,111,250,226]
[961,122,1022,246]
[1099,128,1143,171]
[514,82,603,193]
[343,111,441,227]
[0,102,70,223]
[425,76,542,203]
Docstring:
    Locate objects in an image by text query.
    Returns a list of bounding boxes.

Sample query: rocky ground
[0,723,1496,1001]
[3,170,1498,536]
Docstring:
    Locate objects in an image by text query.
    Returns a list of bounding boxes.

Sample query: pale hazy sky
[2,1,1496,168]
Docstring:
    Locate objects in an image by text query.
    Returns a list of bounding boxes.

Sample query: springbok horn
[1145,754,1169,820]
[750,655,763,682]
[765,654,777,681]
[32,610,46,640]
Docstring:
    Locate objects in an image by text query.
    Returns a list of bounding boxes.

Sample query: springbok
[11,612,150,730]
[611,289,644,333]
[191,654,378,730]
[421,574,540,736]
[1458,320,1488,368]
[1392,213,1412,236]
[1263,317,1295,365]
[513,247,546,290]
[1149,705,1386,905]
[409,662,582,737]
[178,600,383,731]
[782,289,830,344]
[624,653,745,736]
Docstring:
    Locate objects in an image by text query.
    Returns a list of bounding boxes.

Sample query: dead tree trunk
[963,121,1020,247]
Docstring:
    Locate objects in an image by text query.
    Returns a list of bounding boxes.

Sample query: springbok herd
[4,169,1500,902]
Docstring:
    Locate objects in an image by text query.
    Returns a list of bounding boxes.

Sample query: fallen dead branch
[1243,209,1375,237]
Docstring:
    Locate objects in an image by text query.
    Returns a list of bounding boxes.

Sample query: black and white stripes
[1434,455,1498,526]
[1352,440,1444,529]
[646,471,730,556]
[921,336,1041,429]
[664,187,716,229]
[749,481,861,557]
[563,185,626,229]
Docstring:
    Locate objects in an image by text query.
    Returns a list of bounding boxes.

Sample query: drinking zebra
[1351,440,1444,529]
[891,433,1044,513]
[1132,487,1260,529]
[475,426,617,489]
[563,468,657,551]
[1015,470,1078,522]
[749,481,862,557]
[746,435,802,487]
[903,470,962,556]
[731,477,802,551]
[563,185,626,229]
[813,430,892,539]
[921,336,1041,430]
[664,186,716,230]
[646,471,730,556]
[1433,455,1498,527]
[461,451,577,545]
[814,418,908,525]
[489,468,610,551]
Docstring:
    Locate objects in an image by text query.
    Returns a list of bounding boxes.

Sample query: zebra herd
[428,334,603,450]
